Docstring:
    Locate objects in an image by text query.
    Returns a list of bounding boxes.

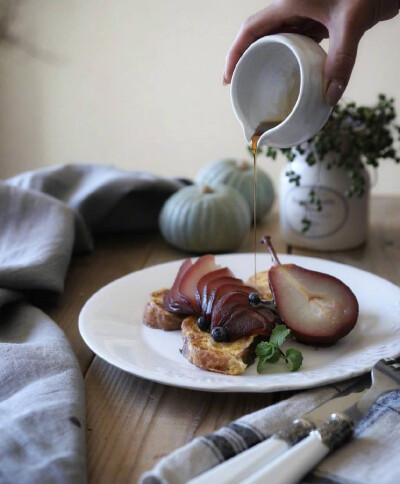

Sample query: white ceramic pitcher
[230,33,332,149]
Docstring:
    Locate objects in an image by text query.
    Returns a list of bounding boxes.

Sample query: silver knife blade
[300,374,371,429]
[343,357,400,426]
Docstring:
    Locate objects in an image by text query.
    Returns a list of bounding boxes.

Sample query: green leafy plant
[257,94,400,232]
[256,325,303,372]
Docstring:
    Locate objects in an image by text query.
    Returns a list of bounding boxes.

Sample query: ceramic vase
[279,152,370,250]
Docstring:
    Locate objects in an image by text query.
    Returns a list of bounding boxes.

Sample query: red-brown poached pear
[262,236,359,345]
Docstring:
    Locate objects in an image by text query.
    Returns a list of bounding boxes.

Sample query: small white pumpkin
[159,184,251,253]
[196,158,275,222]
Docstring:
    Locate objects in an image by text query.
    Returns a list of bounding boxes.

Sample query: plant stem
[278,347,288,363]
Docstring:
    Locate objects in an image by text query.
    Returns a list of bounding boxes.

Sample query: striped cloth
[140,375,400,484]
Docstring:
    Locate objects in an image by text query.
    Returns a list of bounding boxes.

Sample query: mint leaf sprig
[256,325,303,373]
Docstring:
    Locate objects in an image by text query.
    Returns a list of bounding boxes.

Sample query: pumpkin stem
[201,185,214,194]
[238,160,250,170]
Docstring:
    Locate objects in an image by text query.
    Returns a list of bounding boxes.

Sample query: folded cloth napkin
[141,374,400,484]
[1,164,186,484]
[8,164,189,253]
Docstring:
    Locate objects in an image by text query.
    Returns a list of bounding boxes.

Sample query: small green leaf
[268,347,281,363]
[257,356,269,373]
[269,325,291,347]
[255,341,275,357]
[256,348,280,372]
[286,348,303,372]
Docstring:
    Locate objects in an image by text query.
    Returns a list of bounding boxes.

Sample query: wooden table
[46,196,400,483]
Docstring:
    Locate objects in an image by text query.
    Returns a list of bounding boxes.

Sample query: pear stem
[261,235,282,266]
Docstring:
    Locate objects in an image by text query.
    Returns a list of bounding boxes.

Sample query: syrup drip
[250,121,282,290]
[251,135,260,289]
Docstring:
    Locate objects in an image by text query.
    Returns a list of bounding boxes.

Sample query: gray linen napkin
[0,303,86,484]
[8,163,188,253]
[140,377,400,484]
[1,164,186,484]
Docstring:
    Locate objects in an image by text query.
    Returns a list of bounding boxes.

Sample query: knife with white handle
[241,356,400,484]
[188,376,370,484]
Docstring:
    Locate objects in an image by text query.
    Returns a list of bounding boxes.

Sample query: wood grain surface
[46,197,400,483]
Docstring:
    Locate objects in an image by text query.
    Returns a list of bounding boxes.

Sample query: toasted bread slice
[181,316,258,375]
[247,271,273,300]
[142,289,184,331]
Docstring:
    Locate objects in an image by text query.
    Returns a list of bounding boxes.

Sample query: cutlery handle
[240,414,354,484]
[188,437,288,484]
[188,419,313,484]
[240,433,329,484]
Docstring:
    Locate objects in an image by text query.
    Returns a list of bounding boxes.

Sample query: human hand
[223,0,400,106]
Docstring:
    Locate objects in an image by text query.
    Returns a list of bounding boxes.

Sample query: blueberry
[197,316,210,331]
[248,292,261,306]
[211,327,228,342]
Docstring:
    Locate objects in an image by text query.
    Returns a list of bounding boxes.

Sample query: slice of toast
[181,316,258,375]
[142,288,184,331]
[247,270,273,300]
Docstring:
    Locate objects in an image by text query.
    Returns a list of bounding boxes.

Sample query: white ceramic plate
[79,254,400,393]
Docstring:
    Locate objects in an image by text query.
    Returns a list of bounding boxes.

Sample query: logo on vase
[284,185,349,238]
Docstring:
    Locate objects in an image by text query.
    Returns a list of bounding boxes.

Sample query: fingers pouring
[223,0,328,84]
[223,4,285,84]
[324,9,364,105]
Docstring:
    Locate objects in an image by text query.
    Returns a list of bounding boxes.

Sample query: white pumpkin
[196,159,275,222]
[159,184,251,253]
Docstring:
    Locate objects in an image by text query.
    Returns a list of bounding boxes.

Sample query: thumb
[324,25,361,106]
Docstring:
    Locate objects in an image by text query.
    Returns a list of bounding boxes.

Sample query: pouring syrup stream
[251,135,260,288]
[250,121,281,290]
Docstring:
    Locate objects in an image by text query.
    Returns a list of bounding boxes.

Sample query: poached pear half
[262,236,359,345]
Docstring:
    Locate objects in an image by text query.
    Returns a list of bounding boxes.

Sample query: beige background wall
[1,0,399,194]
